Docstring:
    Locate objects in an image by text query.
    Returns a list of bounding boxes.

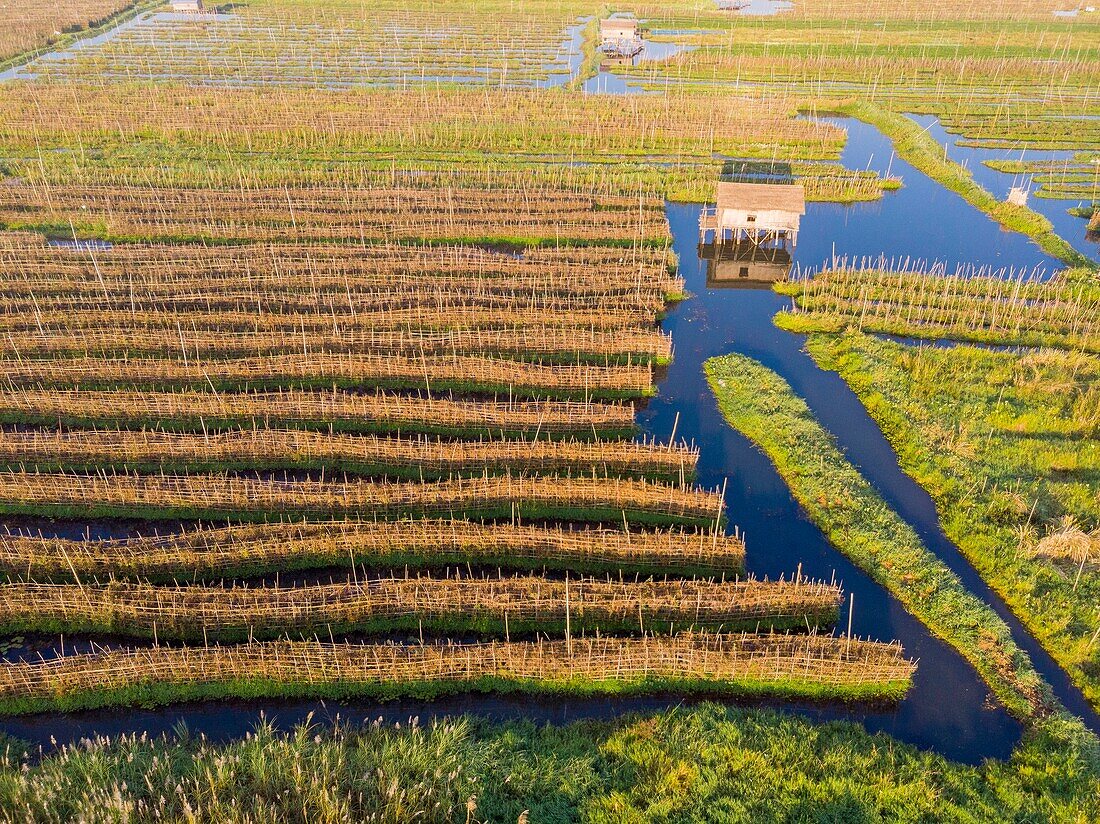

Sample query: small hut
[600,15,643,57]
[170,0,205,12]
[1007,186,1028,207]
[700,181,805,248]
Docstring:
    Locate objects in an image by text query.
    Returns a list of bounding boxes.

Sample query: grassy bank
[804,332,1100,711]
[703,353,1100,767]
[838,102,1091,267]
[0,703,1095,821]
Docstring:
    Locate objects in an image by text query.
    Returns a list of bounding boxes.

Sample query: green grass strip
[0,501,717,530]
[703,352,1100,768]
[0,611,834,644]
[0,673,908,718]
[0,459,689,485]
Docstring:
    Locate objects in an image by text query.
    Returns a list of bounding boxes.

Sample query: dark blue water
[909,114,1099,266]
[798,116,1059,273]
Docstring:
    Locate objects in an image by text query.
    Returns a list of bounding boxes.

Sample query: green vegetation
[0,704,1096,821]
[704,353,1100,771]
[0,671,909,718]
[773,265,1100,350]
[804,332,1100,711]
[0,84,896,205]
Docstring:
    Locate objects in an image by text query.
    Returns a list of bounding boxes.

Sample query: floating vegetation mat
[0,152,915,705]
[0,429,697,482]
[0,472,723,527]
[0,634,916,714]
[0,185,672,246]
[10,0,590,88]
[0,521,746,581]
[775,263,1100,351]
[0,84,900,202]
[0,0,139,65]
[0,576,840,640]
[0,389,637,440]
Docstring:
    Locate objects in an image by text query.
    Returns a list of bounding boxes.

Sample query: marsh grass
[703,351,1100,767]
[0,703,1096,822]
[805,332,1100,711]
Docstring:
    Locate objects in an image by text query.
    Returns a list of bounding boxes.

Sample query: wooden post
[564,574,572,655]
[846,593,854,656]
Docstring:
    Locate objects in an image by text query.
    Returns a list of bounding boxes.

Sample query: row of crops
[0,185,915,714]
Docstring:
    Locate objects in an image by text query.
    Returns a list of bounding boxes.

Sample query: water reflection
[700,242,794,287]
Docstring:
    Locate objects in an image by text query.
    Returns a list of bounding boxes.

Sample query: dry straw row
[0,428,696,480]
[0,248,681,296]
[0,388,635,437]
[0,184,671,243]
[0,635,915,704]
[0,472,724,526]
[0,577,840,638]
[0,520,746,580]
[0,283,670,316]
[0,353,653,397]
[0,325,673,363]
[0,305,653,334]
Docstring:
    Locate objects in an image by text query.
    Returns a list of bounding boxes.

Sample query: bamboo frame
[0,185,671,245]
[0,428,696,482]
[0,353,654,399]
[0,520,746,580]
[0,388,637,439]
[0,472,724,526]
[0,576,841,640]
[0,325,673,364]
[0,634,916,711]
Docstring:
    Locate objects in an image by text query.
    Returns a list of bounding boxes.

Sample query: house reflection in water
[699,162,805,287]
[699,242,794,288]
